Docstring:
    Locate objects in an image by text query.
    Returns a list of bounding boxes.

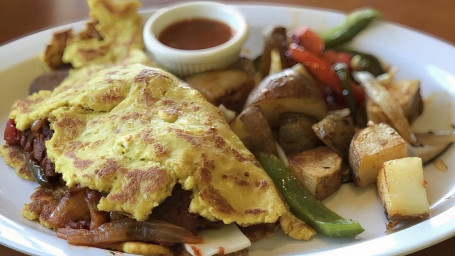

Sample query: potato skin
[230,106,277,155]
[244,64,327,126]
[349,123,407,187]
[312,112,355,159]
[288,147,343,200]
[186,69,255,113]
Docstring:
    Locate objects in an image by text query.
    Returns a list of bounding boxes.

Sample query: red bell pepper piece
[288,43,365,104]
[292,26,325,54]
[323,50,352,67]
[4,119,22,145]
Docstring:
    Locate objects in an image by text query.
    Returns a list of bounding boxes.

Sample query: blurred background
[1,0,454,45]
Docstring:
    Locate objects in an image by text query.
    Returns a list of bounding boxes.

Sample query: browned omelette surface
[5,63,286,224]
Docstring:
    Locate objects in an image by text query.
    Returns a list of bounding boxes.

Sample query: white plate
[1,3,455,256]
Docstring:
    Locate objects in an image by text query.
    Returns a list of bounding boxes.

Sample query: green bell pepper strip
[24,153,52,187]
[321,8,381,49]
[257,152,364,238]
[334,48,385,77]
[333,62,358,124]
[350,52,385,77]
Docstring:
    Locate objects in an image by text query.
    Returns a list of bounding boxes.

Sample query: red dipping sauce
[158,18,233,50]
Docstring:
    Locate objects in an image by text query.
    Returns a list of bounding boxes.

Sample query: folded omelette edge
[3,63,287,225]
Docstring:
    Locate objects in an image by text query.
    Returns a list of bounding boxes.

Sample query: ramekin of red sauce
[143,2,249,77]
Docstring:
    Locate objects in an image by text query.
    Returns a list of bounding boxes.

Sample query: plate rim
[0,3,454,256]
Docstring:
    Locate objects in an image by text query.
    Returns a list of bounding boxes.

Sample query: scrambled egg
[9,64,286,224]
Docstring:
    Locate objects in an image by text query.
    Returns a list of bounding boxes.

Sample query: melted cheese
[9,64,286,224]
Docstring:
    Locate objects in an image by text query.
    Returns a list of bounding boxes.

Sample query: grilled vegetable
[186,69,255,113]
[351,52,385,77]
[257,152,364,238]
[333,62,357,122]
[377,157,430,221]
[24,154,51,187]
[4,119,22,146]
[371,79,423,123]
[278,112,319,154]
[244,63,327,126]
[259,26,293,78]
[292,26,325,54]
[289,43,365,105]
[312,111,356,159]
[353,71,419,145]
[230,106,277,155]
[320,8,381,48]
[349,123,408,187]
[288,147,343,200]
[409,130,454,164]
[57,218,203,246]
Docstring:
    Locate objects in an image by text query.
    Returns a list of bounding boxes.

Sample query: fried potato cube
[349,123,407,187]
[279,211,316,241]
[377,157,430,220]
[230,106,277,155]
[312,111,356,159]
[288,147,343,200]
[367,79,423,124]
[243,64,327,127]
[186,69,255,113]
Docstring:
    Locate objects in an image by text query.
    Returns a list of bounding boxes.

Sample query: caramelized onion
[57,218,202,246]
[31,119,46,132]
[84,190,109,229]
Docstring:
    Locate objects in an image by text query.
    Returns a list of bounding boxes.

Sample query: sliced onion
[415,130,455,145]
[353,71,419,145]
[409,130,454,164]
[408,143,452,164]
[57,218,202,246]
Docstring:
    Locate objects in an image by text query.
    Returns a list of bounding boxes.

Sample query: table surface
[0,0,453,255]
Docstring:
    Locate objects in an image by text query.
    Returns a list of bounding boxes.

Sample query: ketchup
[158,18,232,50]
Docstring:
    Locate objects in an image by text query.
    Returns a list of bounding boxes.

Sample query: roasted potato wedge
[312,110,356,159]
[367,79,423,124]
[279,112,320,154]
[244,64,327,126]
[377,157,430,221]
[259,26,293,78]
[354,72,419,145]
[186,69,255,113]
[288,147,343,200]
[349,123,407,187]
[230,106,277,155]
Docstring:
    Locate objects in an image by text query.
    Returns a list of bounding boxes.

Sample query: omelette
[0,63,286,250]
[42,0,146,70]
[0,0,287,254]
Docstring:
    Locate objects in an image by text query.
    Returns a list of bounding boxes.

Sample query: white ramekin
[143,1,249,77]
